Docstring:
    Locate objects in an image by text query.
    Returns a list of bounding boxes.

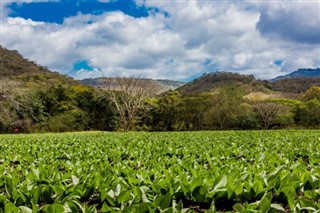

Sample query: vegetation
[0,46,76,87]
[177,72,266,95]
[80,78,184,95]
[98,77,160,131]
[1,46,320,133]
[1,45,320,212]
[272,68,320,81]
[0,84,117,133]
[1,131,319,212]
[1,80,320,133]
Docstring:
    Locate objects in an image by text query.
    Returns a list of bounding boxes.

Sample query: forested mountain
[0,45,78,88]
[177,72,269,94]
[80,78,185,94]
[272,68,320,81]
[177,70,320,96]
[268,77,320,93]
[1,46,320,133]
[0,46,115,133]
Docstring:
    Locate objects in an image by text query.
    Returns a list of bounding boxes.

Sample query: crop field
[0,131,319,212]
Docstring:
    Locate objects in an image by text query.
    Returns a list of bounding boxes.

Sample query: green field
[0,131,320,212]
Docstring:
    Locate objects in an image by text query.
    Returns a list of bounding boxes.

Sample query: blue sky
[8,1,149,24]
[1,0,319,80]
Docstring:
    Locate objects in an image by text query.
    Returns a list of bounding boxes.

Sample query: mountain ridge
[79,77,185,94]
[0,45,80,88]
[1,46,319,95]
[272,68,320,81]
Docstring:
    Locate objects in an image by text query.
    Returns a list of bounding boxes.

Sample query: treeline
[0,84,116,133]
[141,86,320,131]
[0,82,320,133]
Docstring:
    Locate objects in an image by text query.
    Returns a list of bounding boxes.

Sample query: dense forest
[1,46,320,133]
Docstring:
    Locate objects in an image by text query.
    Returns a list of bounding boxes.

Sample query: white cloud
[1,0,319,81]
[256,1,320,44]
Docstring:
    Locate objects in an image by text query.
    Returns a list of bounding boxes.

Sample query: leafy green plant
[0,130,319,212]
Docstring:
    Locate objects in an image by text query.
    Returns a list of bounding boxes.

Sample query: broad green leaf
[235,183,243,196]
[213,176,227,193]
[259,192,272,213]
[191,177,203,191]
[5,202,18,213]
[18,206,32,213]
[101,203,111,213]
[140,186,150,203]
[118,190,133,203]
[270,204,286,212]
[209,199,216,212]
[160,193,171,210]
[192,186,206,202]
[46,204,65,213]
[233,203,245,212]
[72,175,79,186]
[114,184,121,197]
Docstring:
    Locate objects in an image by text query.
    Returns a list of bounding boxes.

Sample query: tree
[303,86,320,101]
[236,103,261,130]
[100,77,160,131]
[74,88,117,131]
[177,94,212,130]
[295,99,320,127]
[205,86,244,130]
[151,91,182,131]
[0,80,24,132]
[253,101,287,129]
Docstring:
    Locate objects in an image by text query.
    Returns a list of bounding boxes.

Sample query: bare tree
[0,79,20,130]
[253,101,286,129]
[0,79,34,131]
[99,77,160,131]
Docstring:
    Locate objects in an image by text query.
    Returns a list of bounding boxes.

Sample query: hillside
[176,70,320,97]
[79,77,185,94]
[1,45,319,97]
[273,68,320,81]
[0,45,78,88]
[268,77,320,93]
[177,71,269,94]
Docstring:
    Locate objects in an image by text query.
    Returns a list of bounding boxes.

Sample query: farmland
[0,131,319,212]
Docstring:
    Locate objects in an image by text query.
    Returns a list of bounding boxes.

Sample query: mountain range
[1,46,319,95]
[272,68,320,81]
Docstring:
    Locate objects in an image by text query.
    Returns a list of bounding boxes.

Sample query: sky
[0,0,320,81]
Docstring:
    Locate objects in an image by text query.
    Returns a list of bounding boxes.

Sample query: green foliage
[303,86,320,101]
[295,99,320,127]
[152,92,213,131]
[270,77,320,94]
[2,45,320,133]
[0,131,320,211]
[150,91,182,131]
[178,71,264,94]
[205,86,244,130]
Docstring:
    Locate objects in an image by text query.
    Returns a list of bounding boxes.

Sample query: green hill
[272,68,320,81]
[79,77,185,94]
[177,71,269,94]
[0,45,78,89]
[268,77,320,93]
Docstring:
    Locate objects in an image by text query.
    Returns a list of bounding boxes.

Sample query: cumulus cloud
[256,1,320,44]
[1,0,319,80]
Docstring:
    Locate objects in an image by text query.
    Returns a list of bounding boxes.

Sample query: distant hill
[79,78,185,94]
[0,45,78,88]
[267,77,320,94]
[2,45,319,97]
[177,71,269,94]
[272,68,320,81]
[267,68,320,93]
